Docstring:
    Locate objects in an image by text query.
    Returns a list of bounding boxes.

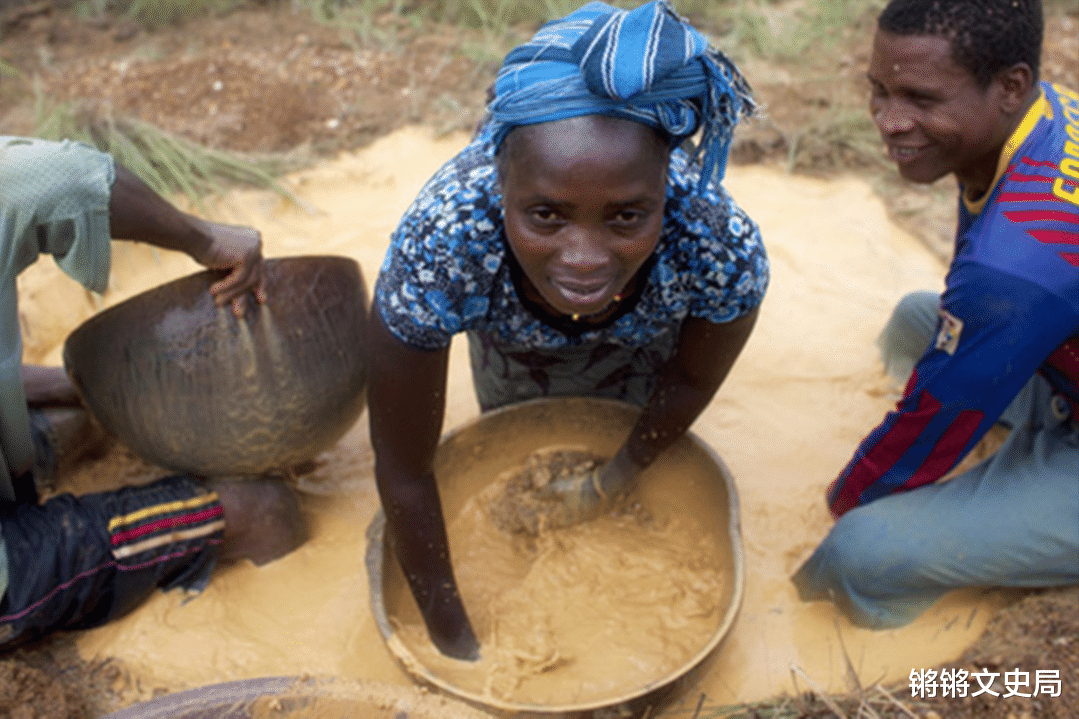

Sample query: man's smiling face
[867,30,1015,196]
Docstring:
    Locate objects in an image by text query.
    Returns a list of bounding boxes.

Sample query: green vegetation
[17,0,896,201]
[711,0,883,62]
[73,0,245,27]
[32,82,298,211]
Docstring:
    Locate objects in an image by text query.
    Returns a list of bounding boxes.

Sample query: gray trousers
[793,291,1079,628]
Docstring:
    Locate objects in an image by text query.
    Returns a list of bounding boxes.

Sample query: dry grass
[21,0,894,201]
[32,82,300,210]
[72,0,245,27]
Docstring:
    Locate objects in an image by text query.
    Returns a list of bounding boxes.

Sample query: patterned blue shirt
[374,134,769,352]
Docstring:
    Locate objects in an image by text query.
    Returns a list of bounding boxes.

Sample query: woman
[368,0,768,660]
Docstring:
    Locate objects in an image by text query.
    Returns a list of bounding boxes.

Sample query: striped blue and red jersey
[829,82,1079,517]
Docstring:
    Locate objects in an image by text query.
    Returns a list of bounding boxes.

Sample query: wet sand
[16,126,1007,710]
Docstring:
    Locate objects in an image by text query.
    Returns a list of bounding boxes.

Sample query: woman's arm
[617,308,760,475]
[108,165,265,315]
[543,309,760,525]
[367,309,480,660]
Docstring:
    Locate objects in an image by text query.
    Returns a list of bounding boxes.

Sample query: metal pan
[100,676,493,719]
[63,255,368,477]
[366,397,745,718]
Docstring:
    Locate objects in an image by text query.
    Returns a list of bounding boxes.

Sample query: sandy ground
[9,126,1012,714]
[1,2,1077,718]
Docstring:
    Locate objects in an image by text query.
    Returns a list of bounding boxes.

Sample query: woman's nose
[559,227,610,271]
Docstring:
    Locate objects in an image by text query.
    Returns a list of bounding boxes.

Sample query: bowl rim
[100,675,493,719]
[64,254,363,341]
[364,396,746,714]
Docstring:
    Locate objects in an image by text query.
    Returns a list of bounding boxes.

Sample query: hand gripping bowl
[63,255,368,477]
[366,397,745,718]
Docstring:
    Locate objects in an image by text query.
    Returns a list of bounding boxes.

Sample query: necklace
[571,293,623,323]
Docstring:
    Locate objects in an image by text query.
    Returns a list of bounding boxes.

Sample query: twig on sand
[874,684,920,719]
[833,617,864,696]
[691,692,706,719]
[790,664,848,719]
[855,698,882,719]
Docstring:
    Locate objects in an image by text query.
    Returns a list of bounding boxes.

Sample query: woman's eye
[613,210,644,225]
[530,208,558,223]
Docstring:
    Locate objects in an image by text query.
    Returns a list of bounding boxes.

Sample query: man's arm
[828,268,1079,517]
[367,308,480,661]
[108,165,265,315]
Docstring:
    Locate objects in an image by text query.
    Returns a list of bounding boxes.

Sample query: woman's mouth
[550,277,616,310]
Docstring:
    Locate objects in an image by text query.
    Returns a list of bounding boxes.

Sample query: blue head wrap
[483,0,755,187]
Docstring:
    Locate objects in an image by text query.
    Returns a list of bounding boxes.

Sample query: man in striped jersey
[0,137,304,651]
[793,0,1078,628]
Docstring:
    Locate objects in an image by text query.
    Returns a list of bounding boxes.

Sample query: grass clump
[33,82,299,211]
[709,0,884,62]
[73,0,245,28]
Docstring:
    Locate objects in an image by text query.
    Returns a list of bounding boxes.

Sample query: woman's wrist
[598,445,646,499]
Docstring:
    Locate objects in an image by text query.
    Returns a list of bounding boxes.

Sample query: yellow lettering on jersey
[1063,157,1079,180]
[1054,84,1079,103]
[1053,177,1079,206]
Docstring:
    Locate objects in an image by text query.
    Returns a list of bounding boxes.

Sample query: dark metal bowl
[63,255,368,477]
[100,677,492,719]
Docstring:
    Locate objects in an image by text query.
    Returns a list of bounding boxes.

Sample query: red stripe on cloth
[110,506,224,546]
[1046,338,1079,381]
[1025,229,1079,245]
[1005,173,1052,183]
[1059,252,1079,267]
[904,409,985,489]
[998,192,1059,203]
[1020,158,1058,169]
[831,388,942,517]
[1003,210,1079,224]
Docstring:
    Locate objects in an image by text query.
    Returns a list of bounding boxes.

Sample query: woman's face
[500,115,669,318]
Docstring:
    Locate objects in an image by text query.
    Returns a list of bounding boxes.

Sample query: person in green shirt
[0,136,304,651]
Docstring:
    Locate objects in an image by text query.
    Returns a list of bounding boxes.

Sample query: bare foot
[207,476,307,565]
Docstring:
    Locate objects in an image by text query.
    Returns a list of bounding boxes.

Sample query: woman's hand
[368,310,481,661]
[534,448,642,529]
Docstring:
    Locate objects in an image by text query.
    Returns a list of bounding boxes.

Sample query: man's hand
[108,165,267,316]
[189,219,267,317]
